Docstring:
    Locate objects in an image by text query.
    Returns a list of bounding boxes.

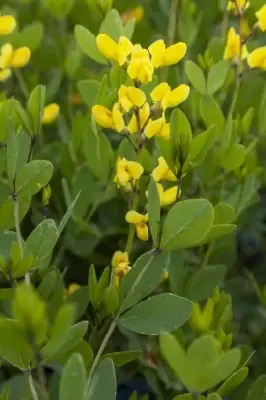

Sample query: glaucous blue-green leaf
[99,9,124,40]
[207,60,230,95]
[217,367,248,397]
[75,25,107,64]
[214,203,235,224]
[77,80,100,108]
[120,251,170,312]
[16,160,53,197]
[161,199,214,250]
[185,60,206,94]
[221,143,246,171]
[119,294,192,335]
[246,375,266,400]
[27,85,46,135]
[189,125,217,165]
[60,353,87,400]
[7,125,30,187]
[24,219,58,270]
[86,358,116,400]
[200,95,224,136]
[199,224,237,244]
[184,265,226,301]
[101,350,142,367]
[147,178,161,247]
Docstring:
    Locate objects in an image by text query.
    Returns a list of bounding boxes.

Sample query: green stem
[14,69,29,99]
[14,197,24,259]
[201,241,215,269]
[125,192,139,255]
[162,0,179,81]
[228,73,241,117]
[28,372,39,400]
[85,316,119,394]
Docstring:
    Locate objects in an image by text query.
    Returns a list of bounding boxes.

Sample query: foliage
[0,0,266,399]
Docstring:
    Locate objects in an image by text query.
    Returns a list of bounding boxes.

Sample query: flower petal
[96,34,117,61]
[163,42,187,66]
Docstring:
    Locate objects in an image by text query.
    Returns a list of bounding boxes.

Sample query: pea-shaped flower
[125,211,148,241]
[148,39,187,69]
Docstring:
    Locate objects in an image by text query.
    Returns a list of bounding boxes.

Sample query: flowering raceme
[114,157,144,188]
[125,211,149,241]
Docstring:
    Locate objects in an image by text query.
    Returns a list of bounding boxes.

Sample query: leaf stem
[13,196,24,259]
[28,372,39,400]
[162,0,179,81]
[14,69,29,99]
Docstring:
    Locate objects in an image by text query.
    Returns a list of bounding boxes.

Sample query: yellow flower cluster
[92,34,189,245]
[224,3,266,70]
[112,251,131,287]
[0,15,31,82]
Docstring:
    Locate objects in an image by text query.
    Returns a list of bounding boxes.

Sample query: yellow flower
[139,102,150,129]
[121,6,144,24]
[144,117,170,139]
[118,85,146,112]
[114,157,144,188]
[224,27,248,61]
[125,210,149,241]
[162,85,190,109]
[156,183,179,206]
[92,105,114,129]
[112,251,130,288]
[0,68,11,82]
[247,46,266,70]
[96,34,133,66]
[227,0,249,13]
[152,157,177,182]
[0,15,16,35]
[42,103,60,124]
[151,82,171,103]
[112,251,129,268]
[112,102,125,132]
[127,44,154,84]
[256,4,266,32]
[189,298,214,334]
[64,283,80,298]
[148,39,187,68]
[0,43,31,70]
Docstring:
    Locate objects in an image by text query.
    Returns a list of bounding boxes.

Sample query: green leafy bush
[0,0,266,399]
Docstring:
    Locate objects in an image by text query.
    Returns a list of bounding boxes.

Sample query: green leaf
[185,60,206,94]
[58,191,80,236]
[246,375,266,400]
[60,353,87,400]
[242,107,254,137]
[0,318,33,369]
[147,178,161,247]
[86,358,116,400]
[27,85,46,135]
[75,25,107,64]
[217,367,248,397]
[161,199,214,250]
[59,340,94,371]
[12,99,33,136]
[214,203,235,224]
[207,60,229,95]
[16,160,53,196]
[221,114,233,155]
[173,395,206,400]
[207,394,221,400]
[41,321,88,363]
[119,294,192,335]
[185,265,226,301]
[7,125,30,187]
[120,251,170,312]
[160,333,186,378]
[259,84,266,135]
[200,224,237,244]
[77,80,100,108]
[99,9,123,40]
[200,95,224,136]
[123,19,136,39]
[24,219,58,270]
[227,174,258,217]
[221,143,246,171]
[189,125,217,166]
[170,108,192,163]
[0,194,31,230]
[12,21,44,52]
[51,304,75,342]
[101,350,142,367]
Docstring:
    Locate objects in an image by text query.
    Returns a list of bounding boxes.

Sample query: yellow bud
[42,185,52,206]
[92,104,113,129]
[0,15,16,35]
[42,103,60,124]
[96,34,117,62]
[112,251,129,268]
[0,43,13,69]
